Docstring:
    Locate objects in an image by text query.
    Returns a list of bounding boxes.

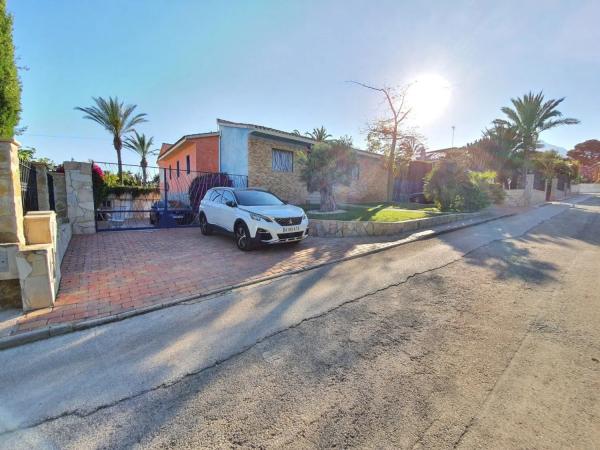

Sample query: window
[272,149,293,172]
[222,190,236,205]
[351,165,360,181]
[186,155,191,174]
[210,190,222,203]
[176,161,180,178]
[169,165,172,179]
[235,190,284,206]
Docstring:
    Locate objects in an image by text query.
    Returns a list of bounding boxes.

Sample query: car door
[204,189,222,226]
[220,190,237,232]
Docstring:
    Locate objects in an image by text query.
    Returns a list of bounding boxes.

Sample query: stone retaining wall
[309,213,479,237]
[572,183,600,193]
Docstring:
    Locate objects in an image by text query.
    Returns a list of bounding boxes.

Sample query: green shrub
[469,171,505,205]
[424,161,502,212]
[0,0,21,139]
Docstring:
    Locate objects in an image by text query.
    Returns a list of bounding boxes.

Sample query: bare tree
[348,81,411,200]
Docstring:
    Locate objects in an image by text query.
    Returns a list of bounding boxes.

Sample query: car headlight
[302,213,307,220]
[250,213,272,222]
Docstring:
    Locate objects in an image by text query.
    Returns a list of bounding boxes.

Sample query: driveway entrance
[13,228,401,334]
[92,162,247,231]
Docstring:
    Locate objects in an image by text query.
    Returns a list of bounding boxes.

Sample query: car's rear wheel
[199,213,212,235]
[234,222,254,251]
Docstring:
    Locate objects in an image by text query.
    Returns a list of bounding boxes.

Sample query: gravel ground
[2,197,599,449]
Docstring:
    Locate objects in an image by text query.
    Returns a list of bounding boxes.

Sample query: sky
[8,0,600,166]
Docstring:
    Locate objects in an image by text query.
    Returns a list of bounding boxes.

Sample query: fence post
[0,139,25,307]
[64,161,96,234]
[32,161,51,211]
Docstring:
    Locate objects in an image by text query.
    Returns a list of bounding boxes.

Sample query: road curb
[0,211,516,351]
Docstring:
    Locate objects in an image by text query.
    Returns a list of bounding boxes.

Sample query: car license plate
[283,226,300,233]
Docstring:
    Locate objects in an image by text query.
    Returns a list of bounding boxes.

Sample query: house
[418,147,457,161]
[157,119,388,205]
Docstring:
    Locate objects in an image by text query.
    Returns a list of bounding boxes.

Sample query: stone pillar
[32,162,50,211]
[550,178,559,201]
[50,172,68,222]
[0,139,25,244]
[0,139,24,307]
[17,211,59,310]
[64,161,96,234]
[16,244,56,311]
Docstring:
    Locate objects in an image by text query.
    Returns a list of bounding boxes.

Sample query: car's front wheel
[234,222,254,251]
[199,213,212,236]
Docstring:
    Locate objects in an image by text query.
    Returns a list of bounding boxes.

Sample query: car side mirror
[225,200,236,208]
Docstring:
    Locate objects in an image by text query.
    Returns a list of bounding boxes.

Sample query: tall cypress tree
[0,0,21,139]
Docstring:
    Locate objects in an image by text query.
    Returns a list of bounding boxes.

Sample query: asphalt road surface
[1,196,599,449]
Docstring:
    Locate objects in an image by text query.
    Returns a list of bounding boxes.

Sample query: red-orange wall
[157,135,219,195]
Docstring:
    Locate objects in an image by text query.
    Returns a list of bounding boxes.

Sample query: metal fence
[47,172,55,210]
[19,159,38,213]
[92,162,248,231]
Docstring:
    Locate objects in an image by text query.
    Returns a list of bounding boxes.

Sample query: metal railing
[19,159,38,213]
[92,161,248,230]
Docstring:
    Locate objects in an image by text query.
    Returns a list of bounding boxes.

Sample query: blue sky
[8,0,600,165]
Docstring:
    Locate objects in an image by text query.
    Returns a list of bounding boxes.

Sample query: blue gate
[92,162,247,231]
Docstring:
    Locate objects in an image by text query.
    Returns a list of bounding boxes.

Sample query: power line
[21,133,108,141]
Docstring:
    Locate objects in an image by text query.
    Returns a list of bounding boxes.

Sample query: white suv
[198,188,309,251]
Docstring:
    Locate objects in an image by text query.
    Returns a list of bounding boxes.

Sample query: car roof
[210,187,270,193]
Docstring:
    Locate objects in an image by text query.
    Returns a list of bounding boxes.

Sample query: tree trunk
[141,158,147,184]
[114,135,123,183]
[545,179,551,201]
[387,131,397,202]
[522,144,531,191]
[319,185,336,212]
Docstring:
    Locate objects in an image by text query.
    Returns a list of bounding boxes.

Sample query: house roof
[157,132,219,160]
[420,147,462,160]
[217,119,316,145]
[217,119,384,160]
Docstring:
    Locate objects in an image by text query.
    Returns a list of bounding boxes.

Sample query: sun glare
[406,74,451,125]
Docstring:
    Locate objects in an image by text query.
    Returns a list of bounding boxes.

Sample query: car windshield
[235,190,284,206]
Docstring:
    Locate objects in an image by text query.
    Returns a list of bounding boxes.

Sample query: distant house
[418,147,457,161]
[157,119,388,205]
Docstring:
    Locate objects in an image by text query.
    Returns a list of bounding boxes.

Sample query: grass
[302,202,442,222]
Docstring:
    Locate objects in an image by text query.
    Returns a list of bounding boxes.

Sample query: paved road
[1,196,598,448]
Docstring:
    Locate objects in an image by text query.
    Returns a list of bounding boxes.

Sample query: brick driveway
[13,228,404,334]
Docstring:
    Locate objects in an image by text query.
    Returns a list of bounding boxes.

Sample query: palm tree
[534,150,566,201]
[494,91,578,189]
[305,126,332,142]
[124,131,155,184]
[75,97,147,182]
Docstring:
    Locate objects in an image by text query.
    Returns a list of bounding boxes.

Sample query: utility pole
[451,125,455,148]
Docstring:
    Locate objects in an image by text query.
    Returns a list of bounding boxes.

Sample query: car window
[203,190,215,202]
[210,190,222,203]
[235,190,284,206]
[222,191,236,205]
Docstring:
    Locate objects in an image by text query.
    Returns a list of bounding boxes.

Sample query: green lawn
[303,202,442,222]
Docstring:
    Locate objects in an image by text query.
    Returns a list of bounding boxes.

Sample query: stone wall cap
[18,243,53,251]
[25,211,57,216]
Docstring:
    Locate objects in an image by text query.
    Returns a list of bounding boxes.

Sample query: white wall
[572,183,600,193]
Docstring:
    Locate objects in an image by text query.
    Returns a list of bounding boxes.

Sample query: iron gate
[92,162,247,231]
[19,159,38,213]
